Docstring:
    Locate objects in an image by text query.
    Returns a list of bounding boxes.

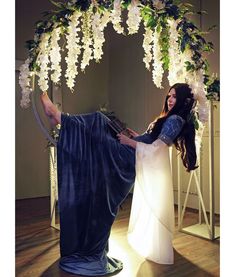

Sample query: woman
[41,83,197,275]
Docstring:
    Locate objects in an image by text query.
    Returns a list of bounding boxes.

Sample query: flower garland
[19,58,33,108]
[19,0,219,129]
[65,10,82,90]
[152,27,164,88]
[143,26,153,70]
[81,10,93,72]
[111,0,124,34]
[126,0,142,35]
[166,20,208,125]
[49,27,62,84]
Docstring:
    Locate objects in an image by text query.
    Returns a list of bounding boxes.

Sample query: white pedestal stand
[177,100,220,240]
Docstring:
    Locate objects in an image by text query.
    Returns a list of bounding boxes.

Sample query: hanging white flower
[152,27,164,88]
[49,27,62,84]
[186,69,209,124]
[37,32,51,92]
[167,19,184,85]
[195,120,205,158]
[111,0,124,34]
[143,26,153,70]
[177,49,192,83]
[127,0,142,35]
[81,10,93,72]
[91,10,106,62]
[65,10,82,91]
[100,10,111,28]
[19,58,33,108]
[192,70,209,123]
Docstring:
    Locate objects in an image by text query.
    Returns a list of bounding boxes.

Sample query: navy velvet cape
[57,112,154,275]
[56,111,184,275]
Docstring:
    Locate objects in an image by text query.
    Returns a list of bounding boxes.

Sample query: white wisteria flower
[190,70,209,123]
[143,26,153,70]
[37,32,51,92]
[19,58,33,108]
[81,10,93,72]
[152,27,164,88]
[49,27,62,84]
[111,0,124,34]
[100,10,111,28]
[167,19,184,85]
[91,10,106,62]
[126,0,142,35]
[65,10,82,90]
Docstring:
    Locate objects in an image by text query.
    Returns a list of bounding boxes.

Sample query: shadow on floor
[41,259,122,277]
[136,249,216,277]
[41,249,216,277]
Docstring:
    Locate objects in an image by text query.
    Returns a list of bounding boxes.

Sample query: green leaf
[180,33,191,52]
[146,17,157,28]
[141,6,153,17]
[121,0,132,9]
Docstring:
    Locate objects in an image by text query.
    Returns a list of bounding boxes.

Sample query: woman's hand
[126,128,140,138]
[117,133,137,149]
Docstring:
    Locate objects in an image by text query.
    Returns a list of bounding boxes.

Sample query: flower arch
[19,0,219,126]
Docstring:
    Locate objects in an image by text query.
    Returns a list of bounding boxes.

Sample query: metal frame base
[181,223,220,240]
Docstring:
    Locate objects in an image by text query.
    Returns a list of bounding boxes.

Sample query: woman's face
[167,88,177,111]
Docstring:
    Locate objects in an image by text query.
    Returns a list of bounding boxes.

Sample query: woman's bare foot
[40,92,61,126]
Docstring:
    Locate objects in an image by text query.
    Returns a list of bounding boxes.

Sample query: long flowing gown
[56,111,184,275]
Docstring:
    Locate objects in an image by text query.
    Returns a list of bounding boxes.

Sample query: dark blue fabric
[157,115,185,146]
[56,111,183,276]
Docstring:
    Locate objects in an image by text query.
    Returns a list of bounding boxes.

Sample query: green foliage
[141,5,157,29]
[185,61,195,72]
[159,18,170,71]
[121,0,132,9]
[204,75,220,101]
[23,0,218,94]
[187,111,199,130]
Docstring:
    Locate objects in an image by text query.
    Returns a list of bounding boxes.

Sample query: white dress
[127,138,175,264]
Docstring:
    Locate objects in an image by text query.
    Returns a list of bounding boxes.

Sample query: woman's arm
[126,128,140,138]
[117,133,137,149]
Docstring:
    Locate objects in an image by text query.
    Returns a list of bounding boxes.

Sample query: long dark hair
[147,83,198,172]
